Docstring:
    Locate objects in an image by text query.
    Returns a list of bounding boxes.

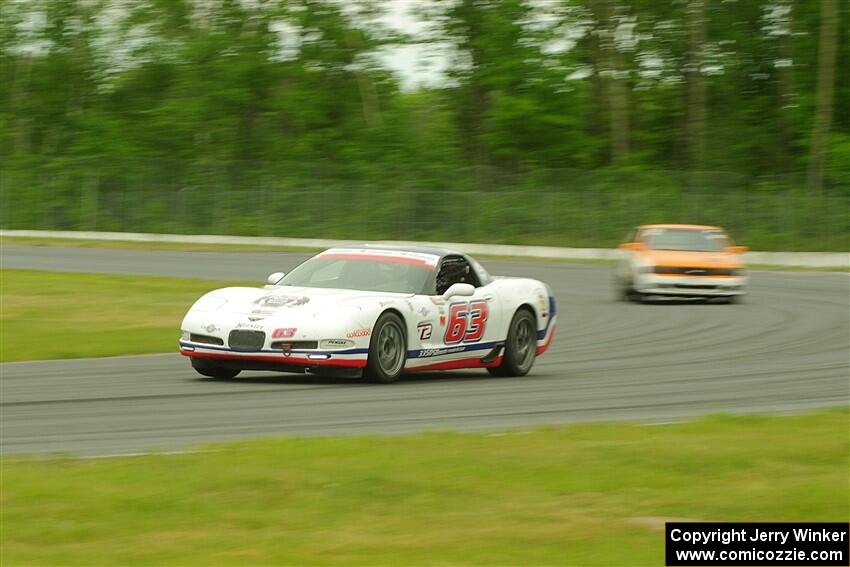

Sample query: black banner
[666,522,849,566]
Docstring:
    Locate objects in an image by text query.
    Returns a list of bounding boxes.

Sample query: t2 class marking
[417,322,433,340]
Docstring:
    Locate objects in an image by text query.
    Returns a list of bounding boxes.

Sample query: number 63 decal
[444,301,489,345]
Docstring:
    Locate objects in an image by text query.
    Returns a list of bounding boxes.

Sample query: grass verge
[1,235,323,253]
[3,235,847,270]
[1,409,847,565]
[0,269,252,362]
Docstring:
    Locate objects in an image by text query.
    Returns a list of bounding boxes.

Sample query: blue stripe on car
[407,341,502,359]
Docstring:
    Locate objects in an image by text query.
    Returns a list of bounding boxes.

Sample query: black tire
[191,358,240,379]
[626,288,645,303]
[364,312,407,384]
[487,309,538,377]
[617,279,642,303]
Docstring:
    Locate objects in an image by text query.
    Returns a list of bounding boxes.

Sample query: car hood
[199,285,412,319]
[638,249,744,268]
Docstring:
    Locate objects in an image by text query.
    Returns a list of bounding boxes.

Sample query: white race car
[179,246,556,383]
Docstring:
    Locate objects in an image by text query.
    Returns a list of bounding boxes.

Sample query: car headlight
[181,330,190,340]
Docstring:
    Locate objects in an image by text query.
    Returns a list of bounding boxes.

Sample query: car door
[431,255,503,353]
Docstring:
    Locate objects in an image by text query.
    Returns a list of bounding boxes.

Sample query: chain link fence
[1,164,848,251]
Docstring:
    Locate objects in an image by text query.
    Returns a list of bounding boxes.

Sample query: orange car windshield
[645,228,728,252]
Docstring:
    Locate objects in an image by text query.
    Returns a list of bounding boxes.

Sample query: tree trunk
[354,70,384,129]
[605,0,629,163]
[608,47,630,162]
[686,0,706,171]
[806,0,838,192]
[12,55,33,154]
[777,1,795,174]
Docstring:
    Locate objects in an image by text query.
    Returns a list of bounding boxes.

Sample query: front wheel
[488,309,538,377]
[617,278,642,302]
[191,358,240,379]
[364,312,407,383]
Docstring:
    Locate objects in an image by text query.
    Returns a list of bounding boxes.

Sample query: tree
[686,0,706,170]
[807,0,839,192]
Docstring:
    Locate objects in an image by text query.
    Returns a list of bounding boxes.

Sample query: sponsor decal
[419,346,465,358]
[439,314,446,326]
[346,328,372,339]
[537,290,549,318]
[417,306,431,317]
[253,295,310,309]
[204,324,220,333]
[272,328,297,339]
[417,322,433,340]
[236,322,264,330]
[322,339,352,347]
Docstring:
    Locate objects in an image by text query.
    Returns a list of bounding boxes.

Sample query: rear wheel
[364,312,407,384]
[488,309,538,377]
[191,358,240,379]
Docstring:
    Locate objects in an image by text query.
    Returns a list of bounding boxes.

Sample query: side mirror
[619,242,646,251]
[726,246,748,254]
[267,272,285,285]
[443,283,475,299]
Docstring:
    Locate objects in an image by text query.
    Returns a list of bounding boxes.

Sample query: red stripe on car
[536,323,556,355]
[181,349,367,368]
[317,253,436,269]
[405,356,503,373]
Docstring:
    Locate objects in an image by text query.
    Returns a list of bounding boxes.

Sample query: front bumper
[633,274,747,296]
[179,341,369,374]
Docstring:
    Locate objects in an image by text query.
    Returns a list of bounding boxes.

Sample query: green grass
[3,236,848,270]
[1,235,324,253]
[0,269,253,362]
[1,409,847,565]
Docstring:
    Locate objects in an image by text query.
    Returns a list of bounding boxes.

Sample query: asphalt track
[2,245,848,455]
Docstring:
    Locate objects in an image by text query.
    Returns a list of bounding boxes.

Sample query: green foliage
[1,0,848,250]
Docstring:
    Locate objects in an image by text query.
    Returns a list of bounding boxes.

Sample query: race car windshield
[646,229,729,252]
[278,257,434,294]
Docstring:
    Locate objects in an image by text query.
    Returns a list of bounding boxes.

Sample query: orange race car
[614,224,748,303]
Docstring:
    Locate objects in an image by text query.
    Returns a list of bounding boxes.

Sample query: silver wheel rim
[377,321,404,375]
[513,316,536,370]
